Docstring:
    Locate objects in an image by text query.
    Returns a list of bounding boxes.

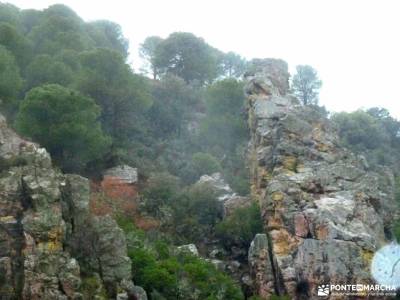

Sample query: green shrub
[80,275,107,299]
[180,152,222,183]
[119,213,243,300]
[172,183,222,242]
[216,202,263,250]
[129,246,243,300]
[178,253,243,300]
[141,172,181,217]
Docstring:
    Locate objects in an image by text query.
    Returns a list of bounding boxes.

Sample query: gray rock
[246,60,396,299]
[197,172,235,201]
[253,98,288,119]
[117,293,129,300]
[130,285,148,300]
[177,244,199,256]
[248,234,276,299]
[91,215,132,284]
[206,258,226,271]
[223,195,251,217]
[103,164,138,184]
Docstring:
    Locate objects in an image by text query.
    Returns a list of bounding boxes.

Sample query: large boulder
[246,59,396,299]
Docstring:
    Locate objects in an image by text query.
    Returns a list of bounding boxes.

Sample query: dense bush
[123,217,243,300]
[171,182,222,243]
[139,171,225,243]
[332,108,400,172]
[141,172,181,217]
[80,275,107,299]
[216,202,263,250]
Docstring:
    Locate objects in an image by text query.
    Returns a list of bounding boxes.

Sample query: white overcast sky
[5,0,400,118]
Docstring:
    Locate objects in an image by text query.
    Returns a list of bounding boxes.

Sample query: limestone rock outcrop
[246,59,396,299]
[103,165,138,185]
[0,114,138,299]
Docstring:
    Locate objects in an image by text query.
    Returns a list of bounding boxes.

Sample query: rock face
[0,115,137,299]
[246,59,396,299]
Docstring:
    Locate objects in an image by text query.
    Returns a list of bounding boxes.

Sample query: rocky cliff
[245,59,396,299]
[0,114,142,299]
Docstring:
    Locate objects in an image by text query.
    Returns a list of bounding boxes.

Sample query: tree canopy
[0,45,22,112]
[139,35,163,79]
[16,84,110,171]
[25,54,73,90]
[153,32,221,84]
[200,78,248,157]
[76,48,152,145]
[85,20,129,58]
[220,51,247,78]
[291,65,322,105]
